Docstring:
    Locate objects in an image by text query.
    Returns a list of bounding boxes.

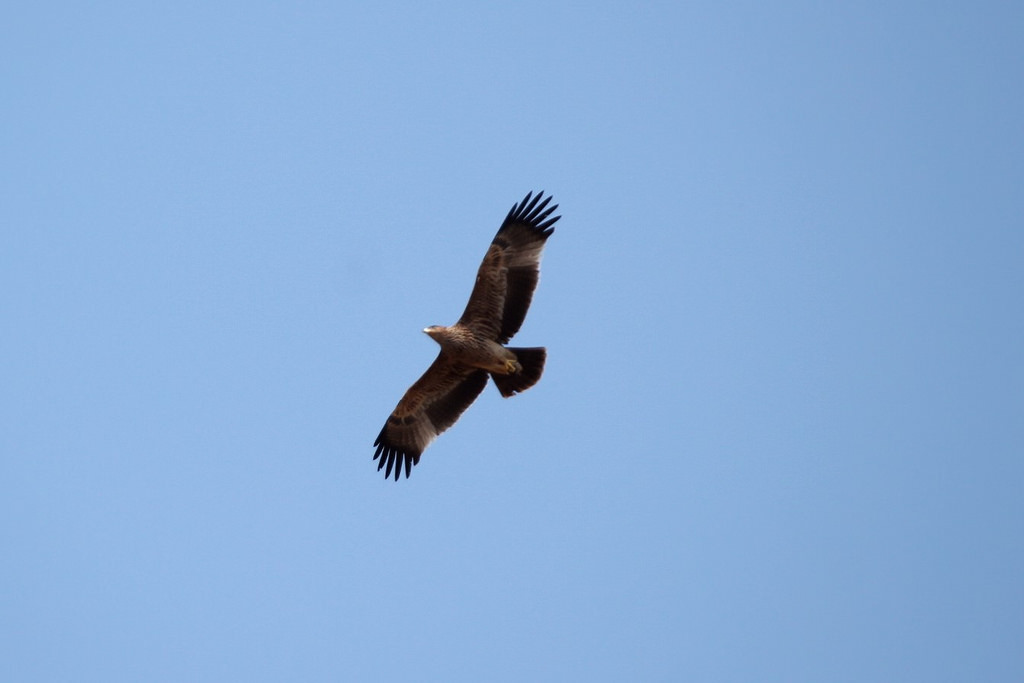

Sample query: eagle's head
[423,325,446,342]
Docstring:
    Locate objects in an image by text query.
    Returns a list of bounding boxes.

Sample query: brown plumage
[372,191,559,480]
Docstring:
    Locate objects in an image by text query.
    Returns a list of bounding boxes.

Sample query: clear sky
[3,2,1022,681]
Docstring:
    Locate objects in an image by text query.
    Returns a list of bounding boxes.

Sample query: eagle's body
[372,191,559,480]
[423,326,518,375]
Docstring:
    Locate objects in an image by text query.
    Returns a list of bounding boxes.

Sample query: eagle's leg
[503,359,519,374]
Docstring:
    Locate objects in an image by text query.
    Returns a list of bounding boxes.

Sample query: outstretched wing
[458,191,559,343]
[373,353,489,480]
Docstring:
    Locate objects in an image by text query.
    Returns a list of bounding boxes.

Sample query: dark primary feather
[503,191,560,235]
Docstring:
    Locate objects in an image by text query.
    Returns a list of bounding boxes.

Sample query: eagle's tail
[491,347,546,398]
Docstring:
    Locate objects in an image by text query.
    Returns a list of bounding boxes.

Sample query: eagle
[372,191,559,480]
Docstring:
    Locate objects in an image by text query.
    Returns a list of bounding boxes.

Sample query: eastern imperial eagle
[373,191,559,480]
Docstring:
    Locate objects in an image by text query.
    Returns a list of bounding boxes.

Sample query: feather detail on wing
[373,353,489,480]
[458,191,559,343]
[455,244,508,341]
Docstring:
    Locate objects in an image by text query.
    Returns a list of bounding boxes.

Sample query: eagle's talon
[505,359,518,374]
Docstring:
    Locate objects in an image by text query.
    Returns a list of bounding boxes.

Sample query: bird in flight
[373,191,559,480]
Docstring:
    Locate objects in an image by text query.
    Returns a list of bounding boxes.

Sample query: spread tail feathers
[491,347,546,397]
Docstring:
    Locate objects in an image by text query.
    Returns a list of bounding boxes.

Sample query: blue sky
[3,2,1022,681]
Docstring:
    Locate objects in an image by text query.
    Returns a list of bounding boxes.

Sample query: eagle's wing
[458,191,559,343]
[373,353,489,480]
